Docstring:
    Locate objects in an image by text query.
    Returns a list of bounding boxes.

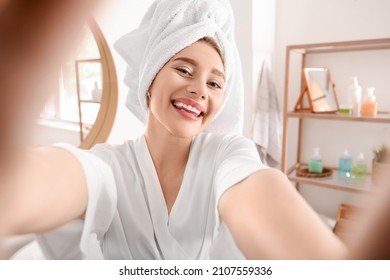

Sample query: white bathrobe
[37,133,266,259]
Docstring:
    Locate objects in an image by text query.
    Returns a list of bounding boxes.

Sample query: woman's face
[147,40,225,138]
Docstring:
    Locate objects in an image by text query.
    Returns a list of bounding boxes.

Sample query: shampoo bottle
[361,87,378,116]
[349,77,362,115]
[352,152,367,177]
[309,148,323,173]
[338,150,352,174]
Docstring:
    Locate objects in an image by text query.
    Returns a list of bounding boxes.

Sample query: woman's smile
[172,97,205,121]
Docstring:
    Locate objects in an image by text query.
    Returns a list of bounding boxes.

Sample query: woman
[0,0,348,259]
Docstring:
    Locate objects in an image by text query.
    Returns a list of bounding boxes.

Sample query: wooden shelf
[287,111,390,124]
[281,38,390,189]
[287,164,373,194]
[287,38,390,55]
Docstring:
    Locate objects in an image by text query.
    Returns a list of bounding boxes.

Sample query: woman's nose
[187,80,207,100]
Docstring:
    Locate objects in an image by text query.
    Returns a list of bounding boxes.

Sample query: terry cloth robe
[36,133,267,259]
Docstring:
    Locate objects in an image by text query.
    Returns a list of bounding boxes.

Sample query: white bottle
[349,77,362,115]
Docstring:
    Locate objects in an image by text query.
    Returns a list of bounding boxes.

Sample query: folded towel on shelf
[114,0,244,134]
[252,61,282,167]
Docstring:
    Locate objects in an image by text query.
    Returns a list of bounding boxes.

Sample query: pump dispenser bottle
[352,152,367,177]
[349,77,362,115]
[338,150,352,174]
[361,87,378,116]
[309,148,323,173]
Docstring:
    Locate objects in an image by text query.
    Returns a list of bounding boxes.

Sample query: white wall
[230,0,253,137]
[94,0,153,144]
[232,0,276,138]
[274,0,390,217]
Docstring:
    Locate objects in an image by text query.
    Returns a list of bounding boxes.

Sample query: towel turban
[114,0,244,134]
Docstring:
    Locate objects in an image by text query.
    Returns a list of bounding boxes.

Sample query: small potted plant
[372,144,390,186]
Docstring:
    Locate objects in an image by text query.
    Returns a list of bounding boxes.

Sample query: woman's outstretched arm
[347,178,390,259]
[219,169,347,259]
[0,0,101,238]
[0,147,88,237]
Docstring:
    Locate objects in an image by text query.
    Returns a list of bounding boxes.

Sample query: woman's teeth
[173,101,202,117]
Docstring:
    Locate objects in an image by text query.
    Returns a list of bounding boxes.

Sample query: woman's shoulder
[88,138,140,163]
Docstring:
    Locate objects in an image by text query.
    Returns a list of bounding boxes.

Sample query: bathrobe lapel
[134,136,190,259]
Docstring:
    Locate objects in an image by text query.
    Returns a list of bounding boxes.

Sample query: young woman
[4,0,387,260]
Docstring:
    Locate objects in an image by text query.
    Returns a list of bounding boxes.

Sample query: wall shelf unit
[281,38,390,193]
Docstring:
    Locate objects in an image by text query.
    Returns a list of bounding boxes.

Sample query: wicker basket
[296,167,333,178]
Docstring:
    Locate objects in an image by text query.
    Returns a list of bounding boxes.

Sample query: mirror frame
[295,67,339,113]
[79,19,118,149]
[302,67,339,113]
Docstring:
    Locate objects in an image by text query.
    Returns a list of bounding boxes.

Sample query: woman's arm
[347,179,390,259]
[0,147,88,237]
[0,0,101,239]
[218,169,347,259]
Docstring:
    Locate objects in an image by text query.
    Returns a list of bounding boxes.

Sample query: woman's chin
[166,123,205,139]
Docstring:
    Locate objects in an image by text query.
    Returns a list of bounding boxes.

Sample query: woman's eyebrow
[172,57,225,81]
[172,56,197,65]
[212,68,225,81]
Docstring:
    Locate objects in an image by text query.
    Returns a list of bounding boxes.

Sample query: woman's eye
[176,67,191,76]
[208,81,222,89]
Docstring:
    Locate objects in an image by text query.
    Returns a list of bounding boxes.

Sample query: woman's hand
[0,147,88,238]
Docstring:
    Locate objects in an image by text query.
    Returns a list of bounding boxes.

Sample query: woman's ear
[146,91,151,107]
[146,77,157,107]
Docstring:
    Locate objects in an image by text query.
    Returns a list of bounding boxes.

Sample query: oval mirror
[36,20,118,149]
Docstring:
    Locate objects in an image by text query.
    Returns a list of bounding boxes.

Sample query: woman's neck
[144,126,193,171]
[144,116,196,214]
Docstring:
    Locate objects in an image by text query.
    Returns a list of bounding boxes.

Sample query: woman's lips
[172,98,205,120]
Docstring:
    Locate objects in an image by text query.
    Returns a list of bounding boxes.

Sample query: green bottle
[352,152,367,177]
[309,148,323,173]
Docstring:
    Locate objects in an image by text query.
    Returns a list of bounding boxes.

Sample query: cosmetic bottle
[352,152,367,177]
[361,87,378,116]
[309,148,323,173]
[338,105,353,115]
[338,150,352,174]
[348,77,362,115]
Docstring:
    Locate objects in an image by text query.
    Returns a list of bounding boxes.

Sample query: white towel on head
[114,0,244,134]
